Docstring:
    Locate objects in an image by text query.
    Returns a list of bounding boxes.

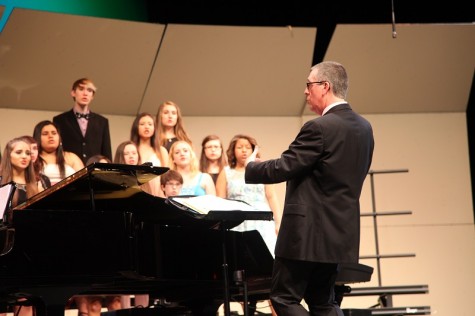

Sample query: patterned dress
[223,166,276,256]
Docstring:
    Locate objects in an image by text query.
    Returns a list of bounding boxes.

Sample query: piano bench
[342,309,372,316]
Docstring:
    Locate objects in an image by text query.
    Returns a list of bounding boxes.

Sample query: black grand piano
[0,163,372,316]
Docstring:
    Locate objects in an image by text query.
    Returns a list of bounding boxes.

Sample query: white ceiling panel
[139,24,316,116]
[0,9,473,118]
[310,23,475,115]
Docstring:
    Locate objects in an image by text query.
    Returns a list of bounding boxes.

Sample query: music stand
[168,196,272,316]
[0,182,16,256]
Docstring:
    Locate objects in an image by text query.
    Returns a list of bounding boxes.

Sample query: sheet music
[170,195,260,215]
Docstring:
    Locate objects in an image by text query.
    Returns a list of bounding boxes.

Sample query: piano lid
[14,163,169,210]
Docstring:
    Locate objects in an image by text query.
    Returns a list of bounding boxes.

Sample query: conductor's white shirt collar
[322,101,347,116]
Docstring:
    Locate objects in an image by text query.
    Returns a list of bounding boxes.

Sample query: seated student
[160,170,183,197]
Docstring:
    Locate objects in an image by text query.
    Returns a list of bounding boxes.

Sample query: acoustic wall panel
[0,8,165,115]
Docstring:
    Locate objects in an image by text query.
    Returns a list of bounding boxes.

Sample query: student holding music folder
[0,136,46,316]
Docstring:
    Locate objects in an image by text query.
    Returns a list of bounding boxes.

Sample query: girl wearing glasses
[199,134,228,185]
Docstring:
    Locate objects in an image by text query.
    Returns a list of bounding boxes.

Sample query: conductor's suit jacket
[245,103,374,263]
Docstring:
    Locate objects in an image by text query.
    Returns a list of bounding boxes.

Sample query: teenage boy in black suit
[53,78,112,165]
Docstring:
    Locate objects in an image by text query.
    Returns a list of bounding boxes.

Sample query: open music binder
[167,195,273,229]
[169,195,260,214]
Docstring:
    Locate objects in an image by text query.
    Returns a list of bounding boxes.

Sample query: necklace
[15,183,27,190]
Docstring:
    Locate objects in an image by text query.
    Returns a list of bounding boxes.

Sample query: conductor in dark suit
[53,78,112,165]
[245,61,374,316]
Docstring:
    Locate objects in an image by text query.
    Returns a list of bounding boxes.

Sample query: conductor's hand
[245,145,260,167]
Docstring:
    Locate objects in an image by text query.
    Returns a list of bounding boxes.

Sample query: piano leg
[39,304,66,316]
[220,224,231,316]
[248,300,257,314]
